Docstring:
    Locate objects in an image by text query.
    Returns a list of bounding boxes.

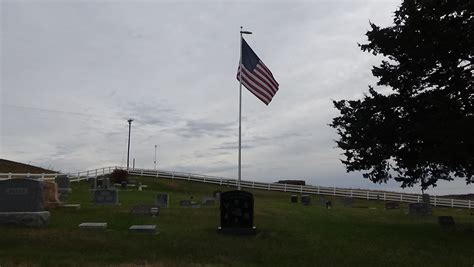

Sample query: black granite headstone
[438,216,455,228]
[326,201,332,209]
[218,190,256,235]
[291,195,298,203]
[0,179,44,212]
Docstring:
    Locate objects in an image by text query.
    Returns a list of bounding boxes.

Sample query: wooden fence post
[333,187,336,196]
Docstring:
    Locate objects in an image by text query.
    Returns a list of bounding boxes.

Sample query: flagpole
[238,27,252,191]
[238,27,243,191]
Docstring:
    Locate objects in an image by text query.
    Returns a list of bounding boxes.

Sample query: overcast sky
[1,0,472,195]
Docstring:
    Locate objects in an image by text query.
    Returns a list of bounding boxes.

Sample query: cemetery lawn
[1,176,473,267]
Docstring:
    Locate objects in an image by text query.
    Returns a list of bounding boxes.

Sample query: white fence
[1,166,472,209]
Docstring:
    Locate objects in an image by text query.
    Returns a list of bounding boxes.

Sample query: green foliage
[110,169,129,184]
[331,0,474,189]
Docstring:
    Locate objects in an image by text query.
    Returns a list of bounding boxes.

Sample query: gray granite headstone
[55,175,72,202]
[93,189,118,205]
[408,203,431,215]
[0,179,44,212]
[213,190,222,199]
[155,193,169,208]
[0,179,50,226]
[301,195,311,206]
[55,175,70,189]
[342,197,354,207]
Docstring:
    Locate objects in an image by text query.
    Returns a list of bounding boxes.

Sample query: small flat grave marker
[386,201,400,210]
[180,200,191,206]
[130,204,160,216]
[129,224,157,234]
[202,197,215,205]
[79,222,107,231]
[62,204,81,210]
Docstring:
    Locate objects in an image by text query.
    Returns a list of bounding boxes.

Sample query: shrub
[110,169,128,184]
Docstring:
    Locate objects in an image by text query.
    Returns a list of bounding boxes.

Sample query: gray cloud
[2,0,472,195]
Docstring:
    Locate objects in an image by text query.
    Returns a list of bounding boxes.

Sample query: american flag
[237,38,279,105]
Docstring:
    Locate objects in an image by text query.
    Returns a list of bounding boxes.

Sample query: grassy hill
[0,175,473,266]
[0,159,56,174]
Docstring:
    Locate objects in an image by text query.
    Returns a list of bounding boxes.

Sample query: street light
[154,145,158,170]
[127,119,133,170]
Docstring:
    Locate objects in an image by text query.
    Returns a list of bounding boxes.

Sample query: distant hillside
[440,194,474,201]
[0,159,57,174]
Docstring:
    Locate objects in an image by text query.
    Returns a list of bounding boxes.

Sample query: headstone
[385,201,400,210]
[180,200,191,206]
[422,194,432,212]
[121,181,127,190]
[291,195,298,203]
[41,181,63,208]
[0,179,50,226]
[55,175,72,202]
[54,175,70,189]
[103,178,110,188]
[130,204,160,216]
[0,179,45,212]
[342,197,354,207]
[93,189,118,205]
[155,193,169,208]
[129,225,157,234]
[202,197,215,205]
[408,203,431,215]
[79,222,107,231]
[213,190,222,200]
[326,201,332,209]
[218,190,256,235]
[438,216,455,228]
[301,195,311,206]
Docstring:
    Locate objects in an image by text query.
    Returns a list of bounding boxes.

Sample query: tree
[330,0,473,190]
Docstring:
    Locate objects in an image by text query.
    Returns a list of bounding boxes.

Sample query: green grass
[0,176,473,267]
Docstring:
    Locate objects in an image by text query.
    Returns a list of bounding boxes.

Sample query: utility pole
[154,145,158,170]
[127,119,133,170]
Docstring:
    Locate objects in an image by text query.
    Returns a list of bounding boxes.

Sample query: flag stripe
[241,67,275,98]
[255,64,279,90]
[254,66,278,94]
[240,77,270,105]
[259,62,279,86]
[238,70,272,104]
